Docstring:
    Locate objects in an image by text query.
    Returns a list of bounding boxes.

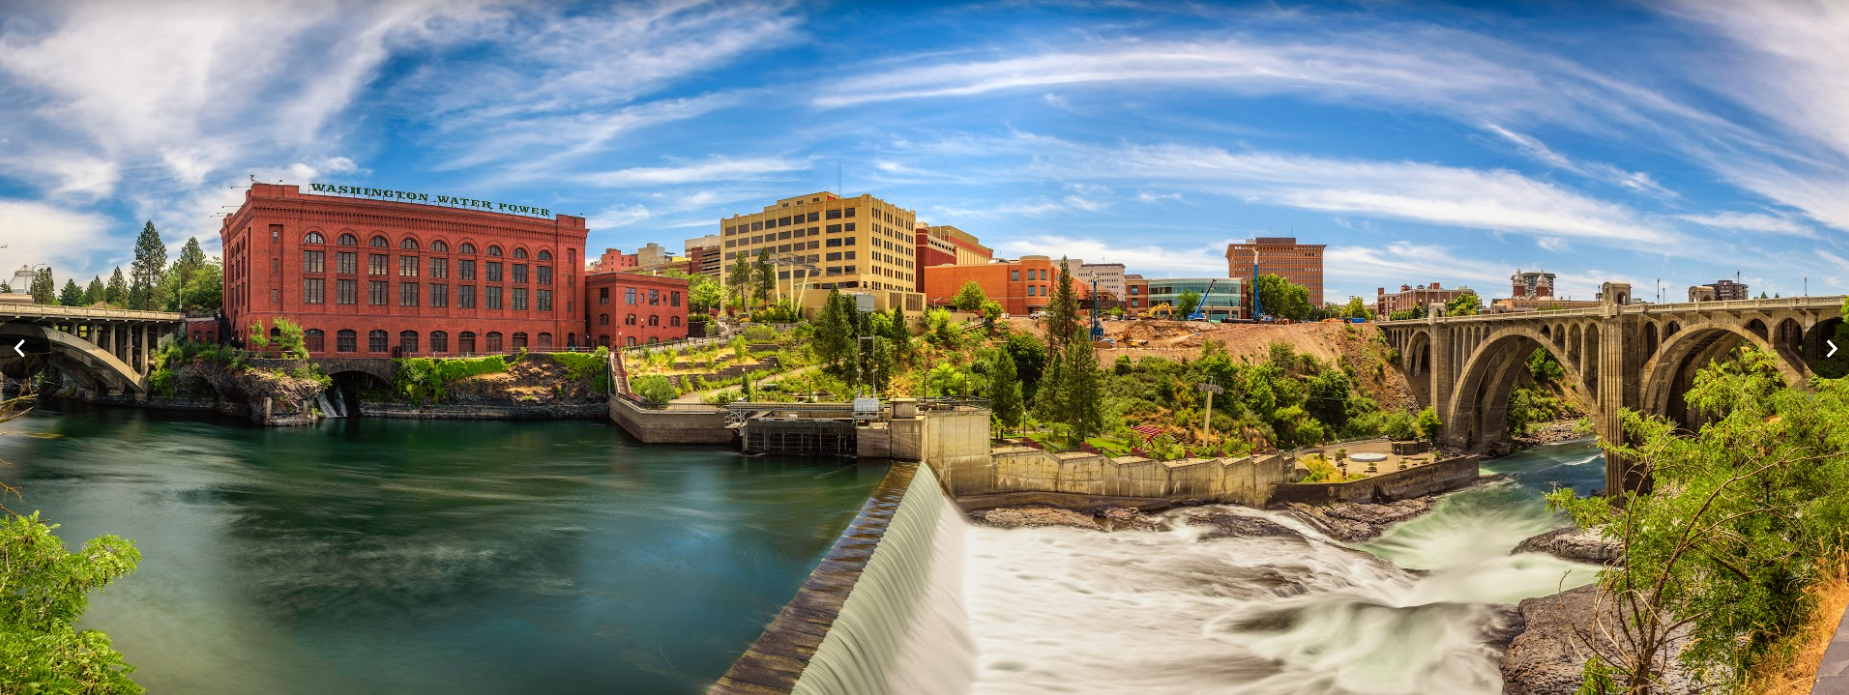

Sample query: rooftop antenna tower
[836,161,842,197]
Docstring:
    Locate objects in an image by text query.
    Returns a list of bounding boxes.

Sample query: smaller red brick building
[585,272,690,347]
[921,256,1069,316]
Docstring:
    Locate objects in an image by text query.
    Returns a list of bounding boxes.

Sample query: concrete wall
[608,397,735,444]
[1271,454,1480,504]
[936,446,1292,508]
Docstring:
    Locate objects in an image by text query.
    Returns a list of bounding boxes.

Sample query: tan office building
[720,192,924,313]
[1227,236,1326,306]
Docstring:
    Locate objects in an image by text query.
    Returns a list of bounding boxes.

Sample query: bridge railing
[0,304,185,321]
[1377,295,1847,325]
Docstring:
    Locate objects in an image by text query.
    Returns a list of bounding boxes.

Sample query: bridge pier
[1384,288,1838,494]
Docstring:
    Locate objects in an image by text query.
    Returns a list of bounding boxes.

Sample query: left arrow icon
[11,340,23,357]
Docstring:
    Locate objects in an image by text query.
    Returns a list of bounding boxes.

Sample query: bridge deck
[1379,295,1846,325]
[0,304,184,322]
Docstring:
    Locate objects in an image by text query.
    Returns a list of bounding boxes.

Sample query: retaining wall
[1270,454,1481,504]
[607,396,735,444]
[930,445,1293,508]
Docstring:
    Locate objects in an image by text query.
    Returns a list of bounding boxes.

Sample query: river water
[950,441,1609,695]
[0,401,887,695]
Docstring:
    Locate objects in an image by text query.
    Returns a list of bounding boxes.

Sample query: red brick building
[221,183,590,356]
[920,256,1072,316]
[585,272,690,347]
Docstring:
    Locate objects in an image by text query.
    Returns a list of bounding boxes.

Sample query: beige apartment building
[720,192,924,314]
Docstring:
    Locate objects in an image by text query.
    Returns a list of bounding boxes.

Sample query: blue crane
[1186,278,1218,321]
[1090,279,1106,341]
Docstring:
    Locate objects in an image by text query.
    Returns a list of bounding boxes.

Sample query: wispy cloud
[989,235,1228,276]
[1677,211,1815,239]
[578,156,812,188]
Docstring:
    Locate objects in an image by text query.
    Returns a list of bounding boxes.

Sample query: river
[0,400,887,695]
[951,440,1609,695]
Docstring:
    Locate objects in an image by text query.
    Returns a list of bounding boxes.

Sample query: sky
[1,0,1847,304]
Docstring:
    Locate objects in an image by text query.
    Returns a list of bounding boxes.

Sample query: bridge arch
[1446,325,1594,450]
[0,322,147,394]
[1640,322,1809,429]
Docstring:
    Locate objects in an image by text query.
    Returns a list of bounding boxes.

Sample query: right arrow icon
[1832,340,1841,358]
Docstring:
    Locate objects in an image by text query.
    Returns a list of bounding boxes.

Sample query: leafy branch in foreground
[1546,348,1849,694]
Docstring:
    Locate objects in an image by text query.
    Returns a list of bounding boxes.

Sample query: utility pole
[1196,379,1224,446]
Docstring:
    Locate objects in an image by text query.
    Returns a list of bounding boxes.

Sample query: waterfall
[318,384,346,418]
[792,464,977,695]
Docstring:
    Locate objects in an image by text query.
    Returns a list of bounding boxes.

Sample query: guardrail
[0,304,184,321]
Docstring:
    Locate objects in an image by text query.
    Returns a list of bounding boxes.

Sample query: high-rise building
[684,235,722,277]
[1074,263,1127,303]
[589,248,637,274]
[1690,278,1749,302]
[1227,237,1326,306]
[720,192,924,313]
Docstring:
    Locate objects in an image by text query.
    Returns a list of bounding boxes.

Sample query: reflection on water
[0,401,886,695]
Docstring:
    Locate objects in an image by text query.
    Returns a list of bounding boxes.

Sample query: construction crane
[1249,247,1268,322]
[1186,279,1218,321]
[1090,279,1108,343]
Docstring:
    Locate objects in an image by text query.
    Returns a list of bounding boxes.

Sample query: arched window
[368,329,388,352]
[625,314,637,326]
[400,330,419,353]
[305,329,325,353]
[485,332,503,352]
[430,240,448,252]
[192,330,202,341]
[537,250,553,261]
[370,235,388,247]
[460,242,477,254]
[270,326,282,341]
[537,332,552,348]
[625,336,637,347]
[512,332,528,349]
[486,245,503,257]
[647,315,659,327]
[599,313,610,326]
[670,315,681,327]
[459,331,476,353]
[430,331,448,354]
[337,233,357,246]
[647,337,659,345]
[336,329,357,352]
[598,334,611,347]
[512,248,528,259]
[400,238,419,250]
[566,333,577,348]
[304,232,325,244]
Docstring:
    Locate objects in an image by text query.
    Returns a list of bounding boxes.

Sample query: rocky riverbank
[1513,525,1621,565]
[1277,497,1433,542]
[1499,584,1716,694]
[1510,420,1591,449]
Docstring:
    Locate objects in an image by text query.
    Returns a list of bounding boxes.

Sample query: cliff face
[173,358,326,425]
[437,355,607,406]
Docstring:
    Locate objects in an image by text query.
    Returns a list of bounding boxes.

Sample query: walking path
[1813,607,1849,694]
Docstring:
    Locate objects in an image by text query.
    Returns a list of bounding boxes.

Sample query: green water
[0,401,888,694]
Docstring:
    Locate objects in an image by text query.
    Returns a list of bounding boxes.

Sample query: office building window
[486,286,502,309]
[537,289,552,311]
[369,280,388,306]
[512,264,527,284]
[400,282,419,307]
[648,289,659,305]
[430,257,447,278]
[337,279,356,305]
[400,256,418,277]
[459,285,475,308]
[626,287,637,304]
[430,284,448,308]
[304,278,324,304]
[486,262,502,282]
[336,251,356,274]
[304,250,325,273]
[599,287,609,304]
[336,330,357,353]
[512,288,527,311]
[368,330,388,353]
[460,259,475,280]
[670,291,680,307]
[370,254,388,275]
[537,266,552,285]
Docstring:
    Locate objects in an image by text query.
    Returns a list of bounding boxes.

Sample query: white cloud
[990,235,1228,276]
[588,204,652,229]
[1677,211,1815,238]
[578,156,812,187]
[0,200,115,275]
[1482,123,1678,199]
[935,194,1107,220]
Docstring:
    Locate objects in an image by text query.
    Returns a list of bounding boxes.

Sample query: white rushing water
[959,480,1598,695]
[808,444,1606,695]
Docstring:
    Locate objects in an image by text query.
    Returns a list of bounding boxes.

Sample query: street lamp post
[1196,379,1225,446]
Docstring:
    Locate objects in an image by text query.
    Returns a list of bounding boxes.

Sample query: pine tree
[105,267,128,306]
[1044,257,1080,350]
[1060,335,1106,441]
[130,221,166,310]
[887,305,912,367]
[752,249,774,306]
[1032,347,1067,431]
[988,348,1023,437]
[727,253,752,309]
[57,279,83,306]
[0,282,9,293]
[29,267,54,305]
[84,276,104,305]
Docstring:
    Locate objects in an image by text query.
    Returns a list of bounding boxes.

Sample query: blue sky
[2,0,1847,303]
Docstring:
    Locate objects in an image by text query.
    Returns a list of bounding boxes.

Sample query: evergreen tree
[1044,257,1080,349]
[0,282,8,293]
[129,220,166,310]
[105,267,128,306]
[752,249,774,306]
[813,290,857,378]
[84,276,104,305]
[727,253,752,309]
[888,305,912,367]
[57,279,82,306]
[1059,334,1106,440]
[1031,347,1067,430]
[988,348,1023,437]
[29,267,54,305]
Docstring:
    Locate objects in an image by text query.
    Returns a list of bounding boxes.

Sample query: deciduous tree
[953,281,987,312]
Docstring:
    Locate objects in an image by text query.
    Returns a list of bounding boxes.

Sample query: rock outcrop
[1278,498,1433,542]
[1501,585,1716,695]
[972,506,1102,530]
[1513,526,1622,565]
[1183,511,1302,540]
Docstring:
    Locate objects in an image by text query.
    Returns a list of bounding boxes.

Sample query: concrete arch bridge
[1379,283,1844,493]
[0,304,184,397]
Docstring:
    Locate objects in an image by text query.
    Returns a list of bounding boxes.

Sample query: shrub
[149,368,176,397]
[631,375,676,404]
[547,348,611,392]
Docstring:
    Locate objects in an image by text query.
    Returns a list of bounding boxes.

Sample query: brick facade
[920,256,1067,316]
[584,272,690,347]
[221,183,589,357]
